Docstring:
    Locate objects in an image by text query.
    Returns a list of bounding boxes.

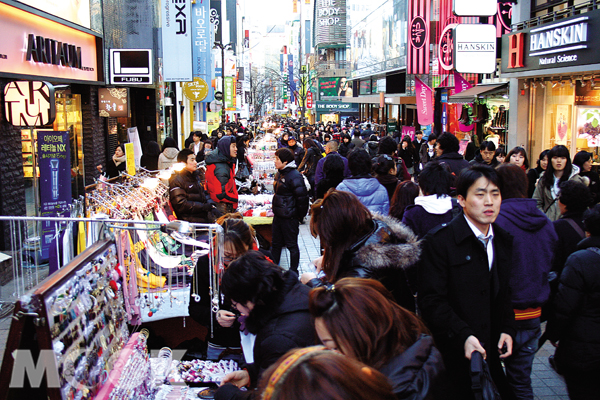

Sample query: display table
[243,216,273,245]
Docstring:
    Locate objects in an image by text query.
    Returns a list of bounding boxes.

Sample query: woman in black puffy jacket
[310,278,447,400]
[271,148,309,273]
[297,138,322,199]
[169,149,216,223]
[546,205,600,399]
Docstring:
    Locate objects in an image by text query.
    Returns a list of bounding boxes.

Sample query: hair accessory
[262,346,327,400]
[324,282,335,293]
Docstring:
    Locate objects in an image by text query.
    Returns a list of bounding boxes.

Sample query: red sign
[507,32,525,69]
[306,91,313,109]
[407,0,431,74]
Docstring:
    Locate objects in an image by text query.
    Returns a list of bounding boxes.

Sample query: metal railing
[513,0,599,31]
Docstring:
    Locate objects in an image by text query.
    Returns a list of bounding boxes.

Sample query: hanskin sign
[453,0,496,17]
[501,11,600,74]
[0,2,101,83]
[453,24,497,73]
[161,0,193,81]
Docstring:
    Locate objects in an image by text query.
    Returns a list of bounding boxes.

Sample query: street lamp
[213,41,233,126]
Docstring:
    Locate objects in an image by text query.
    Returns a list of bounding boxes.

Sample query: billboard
[162,0,193,82]
[319,77,353,97]
[315,0,347,46]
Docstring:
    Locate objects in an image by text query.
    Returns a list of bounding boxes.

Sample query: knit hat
[275,148,295,164]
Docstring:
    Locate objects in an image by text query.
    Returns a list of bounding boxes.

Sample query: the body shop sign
[315,0,347,46]
[501,10,600,74]
[0,2,101,82]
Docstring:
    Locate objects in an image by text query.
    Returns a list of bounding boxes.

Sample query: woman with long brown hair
[301,189,420,312]
[309,278,447,400]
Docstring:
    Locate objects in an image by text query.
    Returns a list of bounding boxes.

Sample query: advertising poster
[125,143,136,176]
[162,0,193,81]
[38,130,71,261]
[555,105,570,145]
[576,107,600,147]
[127,127,143,168]
[224,77,236,110]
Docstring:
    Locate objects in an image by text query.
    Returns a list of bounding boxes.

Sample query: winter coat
[188,254,241,348]
[581,169,600,205]
[169,169,213,223]
[495,198,558,310]
[526,166,544,198]
[402,195,460,239]
[308,214,421,312]
[435,152,470,177]
[337,176,390,215]
[376,174,399,202]
[297,146,321,178]
[550,211,586,293]
[352,137,365,149]
[272,162,309,221]
[533,165,586,221]
[419,142,436,166]
[287,143,305,166]
[106,158,126,178]
[398,146,415,169]
[379,334,447,400]
[365,140,379,158]
[418,216,516,399]
[469,154,499,169]
[215,271,314,400]
[314,151,350,184]
[338,141,355,157]
[158,147,179,170]
[546,236,600,371]
[205,149,238,207]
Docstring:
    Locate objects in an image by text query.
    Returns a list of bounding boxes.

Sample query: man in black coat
[434,132,470,177]
[418,165,516,400]
[169,149,216,222]
[271,148,309,273]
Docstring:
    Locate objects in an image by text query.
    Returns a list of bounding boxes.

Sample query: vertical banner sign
[210,0,222,43]
[125,143,136,175]
[244,29,249,48]
[307,91,313,108]
[162,0,193,81]
[415,77,433,126]
[192,0,214,102]
[454,71,475,132]
[280,54,288,101]
[407,0,431,74]
[288,54,296,103]
[293,0,298,13]
[38,131,71,260]
[224,77,235,110]
[437,0,457,73]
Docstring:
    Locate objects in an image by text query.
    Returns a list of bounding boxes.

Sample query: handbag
[235,161,250,180]
[470,351,502,400]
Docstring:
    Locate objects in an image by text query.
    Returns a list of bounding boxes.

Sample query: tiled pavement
[0,217,568,399]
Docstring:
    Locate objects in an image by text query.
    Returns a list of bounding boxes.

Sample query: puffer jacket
[533,165,587,221]
[336,176,390,215]
[379,334,447,400]
[365,140,379,158]
[546,236,600,371]
[205,149,238,207]
[158,147,179,170]
[169,169,213,223]
[287,143,305,166]
[308,214,421,312]
[272,162,309,221]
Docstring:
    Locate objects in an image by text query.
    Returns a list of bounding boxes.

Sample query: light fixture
[141,178,160,189]
[552,80,559,88]
[158,169,173,180]
[581,78,588,87]
[570,78,576,88]
[523,81,529,89]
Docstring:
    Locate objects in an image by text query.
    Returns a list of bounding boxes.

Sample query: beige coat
[533,165,587,221]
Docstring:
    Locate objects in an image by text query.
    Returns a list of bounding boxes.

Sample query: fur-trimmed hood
[350,213,421,271]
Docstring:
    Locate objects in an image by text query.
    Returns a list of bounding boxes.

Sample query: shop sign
[575,84,600,106]
[315,101,358,113]
[162,0,193,82]
[453,24,497,73]
[501,10,600,74]
[183,78,209,102]
[307,92,313,109]
[0,2,100,82]
[407,0,431,74]
[415,77,433,126]
[109,49,153,85]
[192,0,214,102]
[315,0,347,46]
[454,0,496,17]
[4,81,55,127]
[38,130,71,260]
[99,88,128,118]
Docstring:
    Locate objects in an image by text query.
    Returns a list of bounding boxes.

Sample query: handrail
[512,0,599,31]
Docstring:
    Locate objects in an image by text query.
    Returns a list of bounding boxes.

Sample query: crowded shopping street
[1,0,600,399]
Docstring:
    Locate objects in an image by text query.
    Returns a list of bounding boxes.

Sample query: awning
[448,83,508,104]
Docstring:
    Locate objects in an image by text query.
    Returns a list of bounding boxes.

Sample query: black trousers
[271,216,300,273]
